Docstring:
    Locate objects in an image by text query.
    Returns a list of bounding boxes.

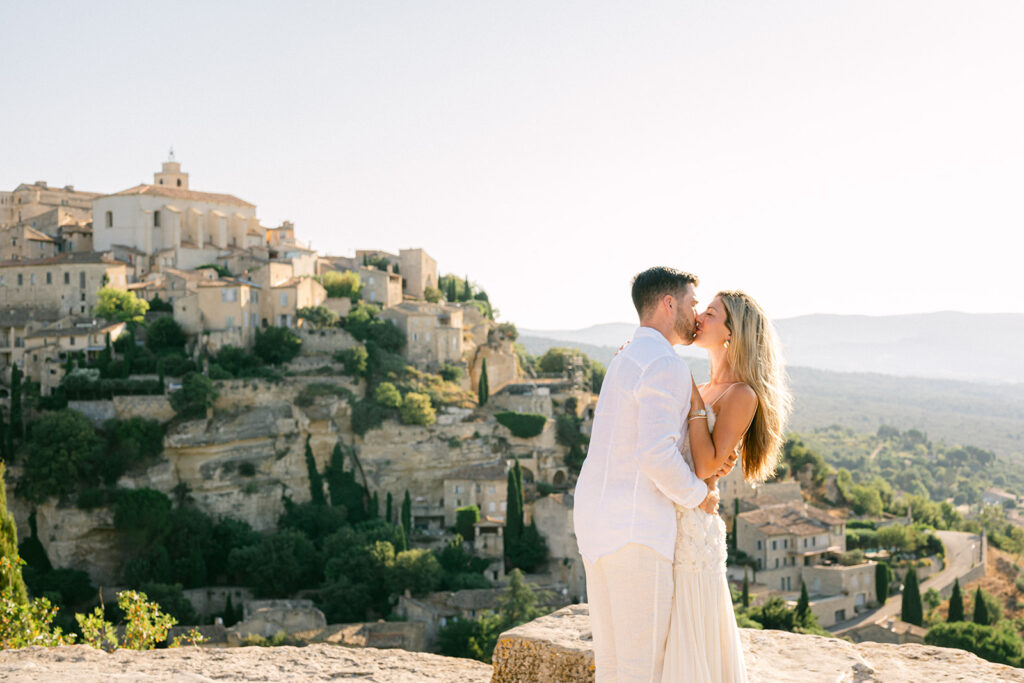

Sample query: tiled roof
[739,502,843,536]
[446,460,507,481]
[27,318,123,339]
[24,227,57,242]
[0,252,125,268]
[0,307,62,327]
[105,184,255,208]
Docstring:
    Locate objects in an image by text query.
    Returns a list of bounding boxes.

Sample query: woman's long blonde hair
[718,290,792,483]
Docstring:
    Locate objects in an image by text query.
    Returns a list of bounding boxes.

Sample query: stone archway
[553,470,567,487]
[520,466,535,484]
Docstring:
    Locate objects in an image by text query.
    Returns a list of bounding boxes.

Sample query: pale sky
[3,1,1022,329]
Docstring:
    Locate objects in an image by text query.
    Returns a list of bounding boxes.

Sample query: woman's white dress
[662,407,748,682]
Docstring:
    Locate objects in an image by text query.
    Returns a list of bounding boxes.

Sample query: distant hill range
[521,312,1024,384]
[520,313,1024,460]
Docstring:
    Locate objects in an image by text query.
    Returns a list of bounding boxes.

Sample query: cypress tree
[395,520,408,552]
[304,435,326,505]
[401,490,412,539]
[386,491,393,524]
[730,498,739,551]
[9,365,22,441]
[741,567,750,608]
[370,491,380,519]
[948,578,964,622]
[505,460,525,560]
[796,580,810,623]
[0,462,28,604]
[478,359,490,406]
[157,358,166,394]
[447,278,457,303]
[973,586,991,625]
[875,562,891,605]
[462,274,471,302]
[901,566,923,626]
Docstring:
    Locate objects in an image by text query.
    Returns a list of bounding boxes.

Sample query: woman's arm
[687,378,758,479]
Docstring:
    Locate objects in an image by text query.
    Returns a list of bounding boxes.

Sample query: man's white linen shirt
[574,327,709,564]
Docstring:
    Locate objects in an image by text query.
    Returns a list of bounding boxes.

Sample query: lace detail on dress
[674,408,728,574]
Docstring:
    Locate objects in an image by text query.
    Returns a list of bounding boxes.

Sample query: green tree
[505,461,524,559]
[948,578,964,622]
[401,490,412,539]
[169,372,218,419]
[336,346,369,377]
[319,271,362,299]
[499,568,544,628]
[973,586,997,626]
[323,443,368,522]
[385,491,393,524]
[227,531,320,598]
[796,580,810,623]
[477,359,490,406]
[304,435,325,506]
[901,566,923,626]
[253,326,302,365]
[424,286,443,303]
[926,621,1024,668]
[399,392,436,426]
[0,463,28,605]
[96,287,149,325]
[456,506,480,542]
[145,317,186,353]
[741,567,750,608]
[446,278,457,303]
[298,306,339,329]
[18,410,103,503]
[374,382,402,408]
[9,364,22,445]
[875,562,892,604]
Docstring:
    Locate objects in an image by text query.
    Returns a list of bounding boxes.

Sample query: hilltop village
[0,158,989,659]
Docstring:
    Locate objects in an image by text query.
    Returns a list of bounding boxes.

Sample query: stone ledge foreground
[491,604,1024,682]
[0,643,491,682]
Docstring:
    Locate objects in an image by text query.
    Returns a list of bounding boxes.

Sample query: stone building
[531,492,587,602]
[443,460,508,526]
[736,501,875,627]
[92,157,265,276]
[248,261,327,328]
[380,301,464,368]
[173,277,261,349]
[0,307,63,380]
[354,248,437,300]
[22,316,126,395]
[0,253,129,315]
[358,266,403,308]
[0,224,60,261]
[0,181,100,229]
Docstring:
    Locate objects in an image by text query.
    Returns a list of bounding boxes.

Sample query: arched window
[177,179,182,187]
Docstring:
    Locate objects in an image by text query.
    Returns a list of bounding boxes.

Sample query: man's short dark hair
[631,267,699,318]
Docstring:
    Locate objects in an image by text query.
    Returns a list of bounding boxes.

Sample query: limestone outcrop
[491,604,1024,683]
[0,644,493,682]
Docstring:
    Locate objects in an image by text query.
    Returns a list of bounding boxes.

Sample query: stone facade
[444,460,508,526]
[380,301,464,368]
[0,181,99,229]
[0,253,128,315]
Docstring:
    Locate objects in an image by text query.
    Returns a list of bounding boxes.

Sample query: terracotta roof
[446,460,507,481]
[24,227,57,242]
[27,318,123,339]
[0,307,62,327]
[105,184,255,208]
[0,252,125,268]
[739,502,844,537]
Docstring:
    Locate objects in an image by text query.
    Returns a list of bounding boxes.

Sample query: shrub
[319,271,361,299]
[169,372,218,419]
[925,621,1023,668]
[455,506,480,542]
[335,346,369,377]
[18,410,102,503]
[138,582,196,625]
[351,397,389,436]
[439,364,463,383]
[400,392,436,426]
[495,411,547,439]
[253,327,302,365]
[96,288,149,325]
[159,354,196,377]
[374,382,402,408]
[227,531,320,598]
[145,318,186,353]
[298,306,339,329]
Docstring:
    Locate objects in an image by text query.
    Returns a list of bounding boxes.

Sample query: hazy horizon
[4,1,1023,329]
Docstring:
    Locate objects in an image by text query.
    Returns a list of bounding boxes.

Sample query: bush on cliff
[253,326,302,365]
[399,392,436,426]
[17,410,103,503]
[926,621,1024,668]
[228,530,320,598]
[495,411,547,439]
[169,372,218,419]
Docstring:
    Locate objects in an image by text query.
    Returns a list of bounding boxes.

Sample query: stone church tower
[154,149,189,189]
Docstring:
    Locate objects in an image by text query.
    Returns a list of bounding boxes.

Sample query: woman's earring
[724,339,730,349]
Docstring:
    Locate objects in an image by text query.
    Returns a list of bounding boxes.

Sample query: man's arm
[634,355,709,508]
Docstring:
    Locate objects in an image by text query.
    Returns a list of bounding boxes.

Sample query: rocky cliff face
[491,604,1024,682]
[10,373,570,586]
[0,608,1016,682]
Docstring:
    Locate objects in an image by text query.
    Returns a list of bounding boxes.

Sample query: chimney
[36,181,47,188]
